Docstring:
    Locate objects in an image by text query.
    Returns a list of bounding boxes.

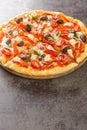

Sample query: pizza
[0,10,87,78]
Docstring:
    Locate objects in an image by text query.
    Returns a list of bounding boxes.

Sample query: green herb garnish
[27,56,31,62]
[70,29,75,33]
[6,42,11,47]
[70,29,78,38]
[18,29,23,34]
[57,32,61,38]
[48,35,55,41]
[28,49,33,54]
[34,50,39,55]
[74,32,79,38]
[8,30,13,35]
[6,39,11,47]
[32,15,37,20]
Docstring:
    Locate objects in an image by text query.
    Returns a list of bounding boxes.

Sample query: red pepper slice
[44,39,55,46]
[36,23,47,38]
[1,48,12,56]
[0,31,4,42]
[31,60,41,69]
[60,34,70,40]
[13,41,19,56]
[45,49,58,57]
[21,35,34,44]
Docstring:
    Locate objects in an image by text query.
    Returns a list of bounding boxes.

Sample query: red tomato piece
[1,48,12,56]
[57,54,72,66]
[31,60,41,69]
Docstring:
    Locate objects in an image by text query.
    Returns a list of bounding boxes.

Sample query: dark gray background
[0,0,87,130]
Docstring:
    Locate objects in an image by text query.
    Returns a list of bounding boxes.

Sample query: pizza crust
[1,60,78,79]
[0,10,87,79]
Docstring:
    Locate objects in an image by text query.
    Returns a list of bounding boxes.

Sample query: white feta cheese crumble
[23,18,29,24]
[27,34,34,40]
[12,56,21,62]
[70,39,77,46]
[2,28,7,33]
[1,37,8,48]
[32,22,38,28]
[31,54,37,60]
[67,49,74,58]
[13,30,18,36]
[15,36,22,42]
[38,50,44,55]
[43,28,49,33]
[47,15,52,20]
[64,22,73,26]
[44,54,51,61]
[68,33,74,38]
[46,45,55,51]
[76,32,82,37]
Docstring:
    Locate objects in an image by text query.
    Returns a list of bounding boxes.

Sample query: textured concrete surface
[0,0,87,130]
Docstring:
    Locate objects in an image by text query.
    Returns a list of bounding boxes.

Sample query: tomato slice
[31,60,41,69]
[13,41,19,56]
[0,31,4,42]
[41,61,54,70]
[57,54,72,66]
[1,48,12,56]
[45,49,58,57]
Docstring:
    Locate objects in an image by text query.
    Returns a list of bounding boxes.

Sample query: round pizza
[0,10,87,78]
